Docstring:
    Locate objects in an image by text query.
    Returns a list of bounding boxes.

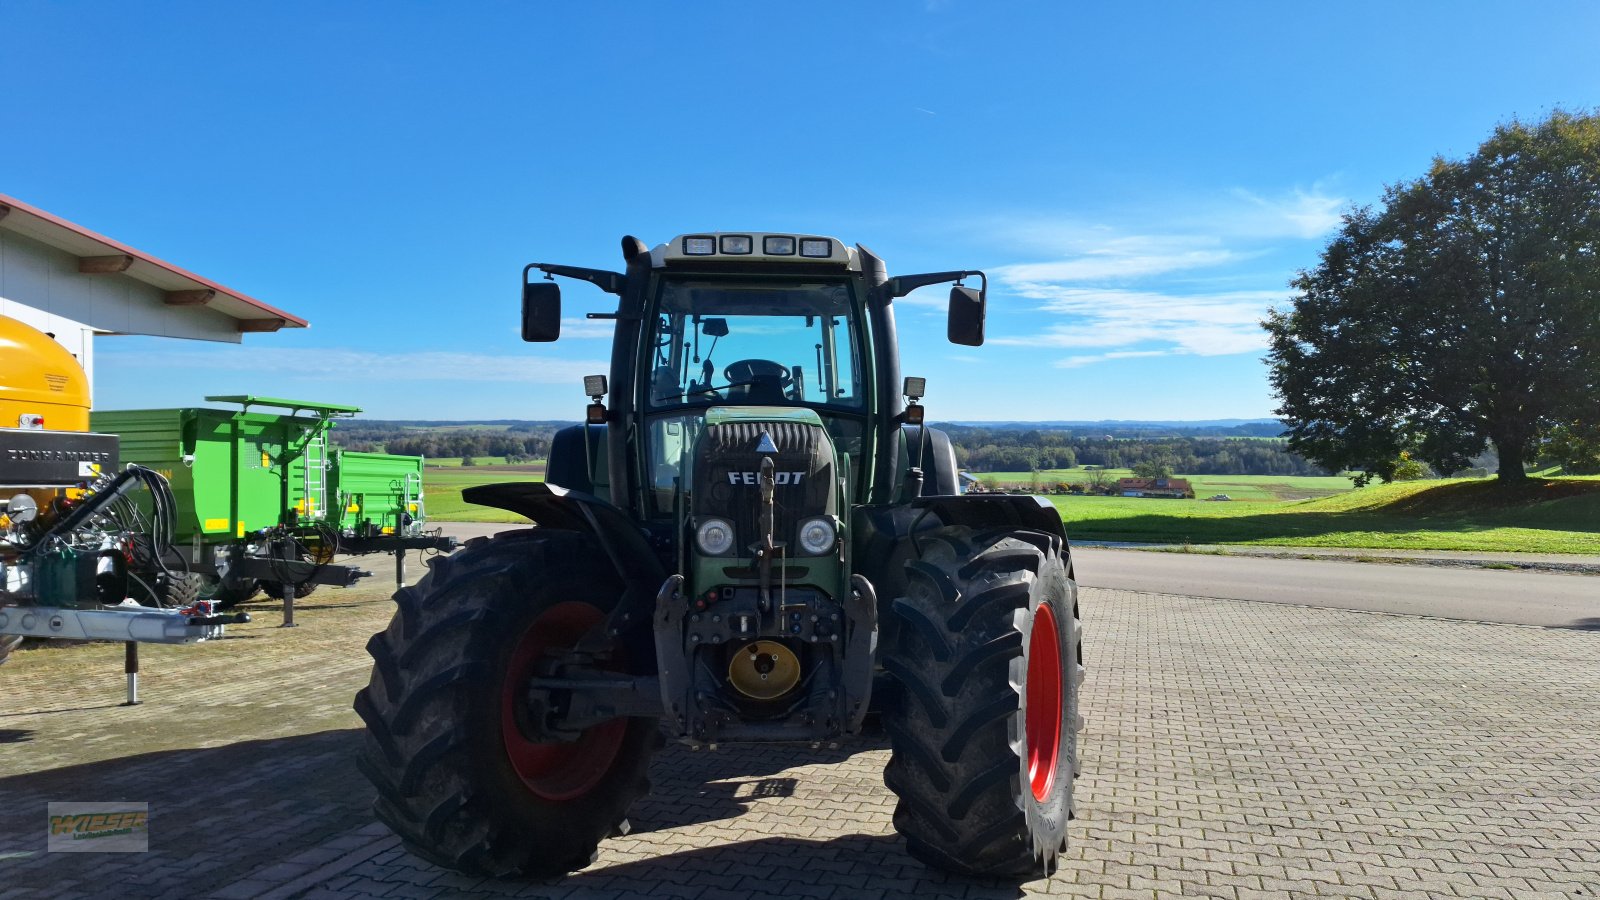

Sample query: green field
[422,463,546,522]
[1051,477,1600,553]
[420,463,1600,554]
[982,469,1353,501]
[423,455,520,467]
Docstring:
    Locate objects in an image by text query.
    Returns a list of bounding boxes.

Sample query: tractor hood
[692,406,838,560]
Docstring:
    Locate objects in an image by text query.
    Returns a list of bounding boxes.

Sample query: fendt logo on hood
[728,430,802,483]
[727,470,805,485]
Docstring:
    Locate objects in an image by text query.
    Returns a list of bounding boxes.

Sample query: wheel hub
[499,601,627,801]
[1025,601,1064,802]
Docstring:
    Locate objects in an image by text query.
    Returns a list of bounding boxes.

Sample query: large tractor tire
[354,528,658,877]
[882,526,1084,878]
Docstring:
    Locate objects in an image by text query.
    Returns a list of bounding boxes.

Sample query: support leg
[395,549,406,589]
[280,578,297,627]
[122,641,141,706]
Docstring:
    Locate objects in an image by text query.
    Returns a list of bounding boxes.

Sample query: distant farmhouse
[1117,477,1195,499]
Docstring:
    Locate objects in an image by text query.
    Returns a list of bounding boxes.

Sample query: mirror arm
[887,270,986,298]
[527,262,626,296]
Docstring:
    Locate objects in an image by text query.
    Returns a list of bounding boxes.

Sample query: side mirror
[702,317,730,338]
[522,281,562,342]
[948,284,985,346]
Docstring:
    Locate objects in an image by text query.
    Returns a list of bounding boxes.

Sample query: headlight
[696,518,736,556]
[797,517,837,555]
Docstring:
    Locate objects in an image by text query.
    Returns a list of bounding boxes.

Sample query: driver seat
[735,373,789,404]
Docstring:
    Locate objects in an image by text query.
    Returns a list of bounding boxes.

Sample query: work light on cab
[762,236,795,255]
[683,236,716,255]
[719,235,753,255]
[799,238,832,258]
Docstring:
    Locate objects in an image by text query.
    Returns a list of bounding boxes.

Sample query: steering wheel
[724,359,793,388]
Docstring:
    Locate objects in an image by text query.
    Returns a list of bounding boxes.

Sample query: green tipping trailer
[330,451,426,537]
[91,396,455,613]
[92,397,359,543]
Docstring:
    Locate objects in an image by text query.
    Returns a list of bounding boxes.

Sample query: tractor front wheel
[882,526,1083,878]
[354,528,657,877]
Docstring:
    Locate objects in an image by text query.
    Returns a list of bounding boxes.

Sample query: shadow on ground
[2,721,940,896]
[0,729,373,895]
[561,832,1028,900]
[1557,617,1600,631]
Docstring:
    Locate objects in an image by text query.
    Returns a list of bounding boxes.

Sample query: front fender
[461,481,667,588]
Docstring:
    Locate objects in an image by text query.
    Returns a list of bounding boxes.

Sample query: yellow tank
[0,315,91,433]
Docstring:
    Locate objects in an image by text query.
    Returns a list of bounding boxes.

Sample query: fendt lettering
[354,232,1086,882]
[727,470,803,485]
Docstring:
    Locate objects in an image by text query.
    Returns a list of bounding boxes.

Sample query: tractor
[354,233,1085,879]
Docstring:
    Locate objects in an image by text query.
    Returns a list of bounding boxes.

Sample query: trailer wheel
[211,579,261,609]
[355,528,657,877]
[882,526,1083,878]
[157,572,217,607]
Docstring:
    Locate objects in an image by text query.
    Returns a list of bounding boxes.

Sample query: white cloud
[977,185,1342,369]
[1054,350,1171,369]
[1225,185,1346,240]
[989,287,1281,358]
[100,347,608,384]
[559,318,616,339]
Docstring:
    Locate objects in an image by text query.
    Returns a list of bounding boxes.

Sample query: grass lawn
[421,463,1600,554]
[983,470,1353,501]
[422,462,546,522]
[1051,477,1600,554]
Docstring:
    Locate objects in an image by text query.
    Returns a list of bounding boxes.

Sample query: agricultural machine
[0,314,241,697]
[355,233,1085,878]
[93,398,457,618]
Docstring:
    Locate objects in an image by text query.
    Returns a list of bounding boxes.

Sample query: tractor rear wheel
[354,528,657,877]
[882,526,1083,878]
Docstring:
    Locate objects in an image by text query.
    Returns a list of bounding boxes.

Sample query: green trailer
[91,396,454,612]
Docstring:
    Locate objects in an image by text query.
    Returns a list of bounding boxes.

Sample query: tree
[1390,452,1430,481]
[1265,110,1600,485]
[461,455,477,467]
[1543,421,1600,474]
[1131,458,1175,480]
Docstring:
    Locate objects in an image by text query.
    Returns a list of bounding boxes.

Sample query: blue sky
[3,1,1596,421]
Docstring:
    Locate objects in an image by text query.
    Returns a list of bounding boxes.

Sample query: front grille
[692,420,835,554]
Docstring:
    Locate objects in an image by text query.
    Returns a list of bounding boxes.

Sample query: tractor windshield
[640,278,866,517]
[644,279,863,409]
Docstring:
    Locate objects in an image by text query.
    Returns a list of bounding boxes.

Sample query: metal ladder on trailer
[302,429,329,519]
[401,471,424,535]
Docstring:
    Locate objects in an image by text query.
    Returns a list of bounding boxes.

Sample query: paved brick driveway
[2,584,1597,899]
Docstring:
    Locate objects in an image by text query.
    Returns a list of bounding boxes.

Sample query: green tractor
[354,233,1085,879]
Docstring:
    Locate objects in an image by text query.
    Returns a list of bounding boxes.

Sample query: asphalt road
[429,522,1598,630]
[1072,546,1600,629]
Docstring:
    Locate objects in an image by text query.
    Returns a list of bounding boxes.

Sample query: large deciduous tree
[1266,111,1600,484]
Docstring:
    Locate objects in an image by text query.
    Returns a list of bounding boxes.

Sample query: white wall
[0,228,243,344]
[0,227,248,405]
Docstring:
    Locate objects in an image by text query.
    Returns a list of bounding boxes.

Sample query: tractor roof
[652,232,858,270]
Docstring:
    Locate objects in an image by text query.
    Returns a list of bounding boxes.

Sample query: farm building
[1117,477,1194,499]
[0,192,307,398]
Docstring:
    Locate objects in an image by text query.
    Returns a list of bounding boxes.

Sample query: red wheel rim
[499,602,628,801]
[1025,602,1064,802]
